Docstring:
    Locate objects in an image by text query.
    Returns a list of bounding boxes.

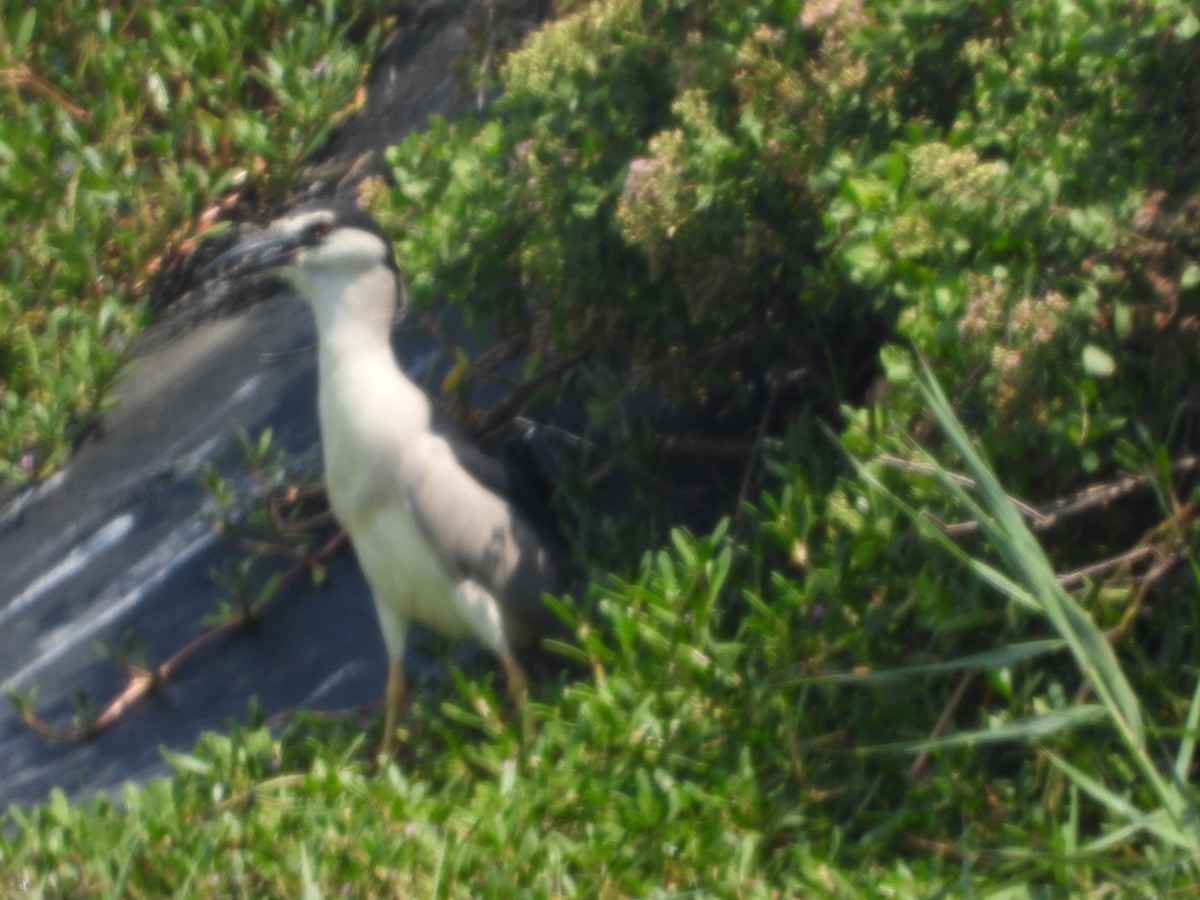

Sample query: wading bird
[205,199,566,753]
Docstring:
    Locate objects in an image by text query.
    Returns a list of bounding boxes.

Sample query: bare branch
[14,530,348,742]
[878,453,1200,536]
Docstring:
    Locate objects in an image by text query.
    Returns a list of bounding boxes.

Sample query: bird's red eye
[308,220,331,240]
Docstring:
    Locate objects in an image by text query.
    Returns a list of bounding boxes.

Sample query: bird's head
[204,199,398,292]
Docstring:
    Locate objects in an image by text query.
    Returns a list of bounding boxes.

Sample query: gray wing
[428,410,516,500]
[398,429,566,648]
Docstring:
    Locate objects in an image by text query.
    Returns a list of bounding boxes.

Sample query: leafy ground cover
[0,0,382,480]
[5,0,1200,895]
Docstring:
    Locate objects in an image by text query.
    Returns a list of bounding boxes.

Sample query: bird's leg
[452,581,533,720]
[500,652,529,706]
[374,607,409,756]
[500,651,537,738]
[381,658,405,756]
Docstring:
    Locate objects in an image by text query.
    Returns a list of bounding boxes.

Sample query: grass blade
[866,705,1107,753]
[803,639,1067,684]
[1174,671,1200,786]
[916,361,1144,745]
[1046,752,1194,851]
[910,360,1200,857]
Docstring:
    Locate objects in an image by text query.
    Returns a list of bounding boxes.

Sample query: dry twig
[906,669,978,782]
[878,453,1200,536]
[15,528,347,742]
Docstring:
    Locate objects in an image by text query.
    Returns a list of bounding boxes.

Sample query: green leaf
[13,9,36,58]
[1082,344,1115,377]
[1180,263,1200,291]
[879,345,914,383]
[146,71,170,114]
[841,241,883,279]
[1176,12,1200,41]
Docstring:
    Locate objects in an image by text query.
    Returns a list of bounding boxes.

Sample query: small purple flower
[19,452,35,471]
[622,157,659,199]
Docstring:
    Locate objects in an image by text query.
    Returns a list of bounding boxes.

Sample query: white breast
[316,349,473,638]
[347,501,473,639]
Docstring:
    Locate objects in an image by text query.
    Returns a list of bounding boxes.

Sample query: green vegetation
[0,0,382,480]
[5,0,1200,894]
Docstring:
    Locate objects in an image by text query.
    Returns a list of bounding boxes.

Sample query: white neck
[289,262,432,443]
[291,264,397,360]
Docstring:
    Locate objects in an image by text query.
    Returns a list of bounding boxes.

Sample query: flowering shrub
[387,0,1198,499]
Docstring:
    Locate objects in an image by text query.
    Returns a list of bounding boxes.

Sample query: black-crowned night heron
[204,199,566,753]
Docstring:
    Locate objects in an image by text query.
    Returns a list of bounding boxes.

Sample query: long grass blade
[1045,752,1193,851]
[1174,671,1200,786]
[912,361,1200,855]
[803,639,1066,684]
[866,705,1106,753]
[916,361,1145,745]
